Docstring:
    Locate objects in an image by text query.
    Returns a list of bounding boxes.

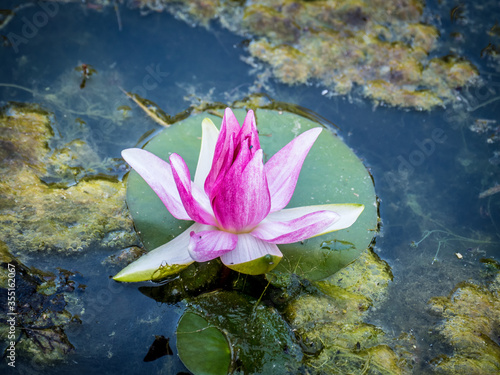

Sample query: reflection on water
[0,1,499,374]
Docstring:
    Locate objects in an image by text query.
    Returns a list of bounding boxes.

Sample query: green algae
[242,5,300,44]
[0,103,138,256]
[428,272,500,374]
[132,0,479,110]
[248,40,310,86]
[241,2,478,111]
[282,249,408,374]
[40,138,120,188]
[319,247,393,303]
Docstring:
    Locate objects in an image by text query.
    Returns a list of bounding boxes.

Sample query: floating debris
[120,87,171,127]
[479,184,500,198]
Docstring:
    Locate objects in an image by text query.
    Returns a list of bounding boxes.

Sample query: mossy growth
[248,40,311,85]
[428,271,500,374]
[242,4,300,43]
[0,103,138,256]
[134,0,479,110]
[283,249,408,374]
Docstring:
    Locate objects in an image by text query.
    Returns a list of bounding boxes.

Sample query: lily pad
[176,312,231,375]
[126,109,377,280]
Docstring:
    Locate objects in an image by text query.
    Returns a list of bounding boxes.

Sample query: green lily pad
[126,109,377,280]
[176,312,231,375]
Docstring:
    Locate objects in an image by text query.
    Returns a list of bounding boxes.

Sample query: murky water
[1,1,499,374]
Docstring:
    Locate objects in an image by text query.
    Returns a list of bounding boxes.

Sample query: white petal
[113,223,210,282]
[194,118,220,189]
[220,233,282,266]
[265,204,364,237]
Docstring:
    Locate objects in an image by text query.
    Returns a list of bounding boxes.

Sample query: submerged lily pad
[176,312,231,375]
[126,109,377,280]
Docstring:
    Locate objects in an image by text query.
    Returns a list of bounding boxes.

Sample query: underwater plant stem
[114,0,122,31]
[253,281,271,312]
[413,230,434,247]
[413,229,497,264]
[487,199,500,239]
[0,83,36,95]
[431,241,444,265]
[0,3,35,30]
[0,83,120,121]
[416,229,495,246]
[470,95,500,111]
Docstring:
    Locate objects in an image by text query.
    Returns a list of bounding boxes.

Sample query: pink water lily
[114,108,364,282]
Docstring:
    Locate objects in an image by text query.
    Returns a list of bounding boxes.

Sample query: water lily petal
[264,203,365,237]
[170,153,217,226]
[113,224,208,282]
[235,109,260,156]
[122,148,190,221]
[221,107,241,134]
[188,229,238,262]
[220,234,282,275]
[265,128,322,212]
[212,149,271,232]
[204,108,240,197]
[252,210,339,244]
[194,118,220,189]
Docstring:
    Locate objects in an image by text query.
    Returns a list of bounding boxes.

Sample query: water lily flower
[114,108,364,282]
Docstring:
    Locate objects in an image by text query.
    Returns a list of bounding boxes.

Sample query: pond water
[1,1,499,374]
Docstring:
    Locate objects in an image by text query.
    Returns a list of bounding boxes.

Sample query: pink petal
[263,203,364,237]
[170,153,217,226]
[220,233,282,267]
[251,210,339,244]
[204,108,240,197]
[194,118,220,189]
[188,229,238,262]
[121,148,190,221]
[209,134,236,200]
[212,149,271,232]
[222,107,241,134]
[265,128,322,212]
[235,110,260,156]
